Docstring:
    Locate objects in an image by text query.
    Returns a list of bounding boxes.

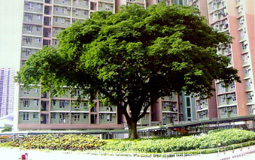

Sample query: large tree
[16,4,240,139]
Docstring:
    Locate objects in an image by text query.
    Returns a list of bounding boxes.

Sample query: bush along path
[1,129,255,154]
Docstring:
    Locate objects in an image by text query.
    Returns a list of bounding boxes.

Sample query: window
[54,17,58,22]
[52,100,56,106]
[232,94,236,101]
[107,114,112,121]
[84,10,88,15]
[59,100,65,108]
[84,0,88,5]
[74,114,80,121]
[186,97,191,107]
[23,112,29,120]
[61,19,65,24]
[33,113,38,119]
[219,95,225,103]
[62,8,66,14]
[34,99,38,105]
[230,82,235,88]
[244,67,251,76]
[23,100,30,107]
[36,26,41,32]
[83,113,87,119]
[55,7,59,12]
[100,114,104,119]
[51,113,56,119]
[28,3,34,10]
[186,108,191,118]
[75,0,79,4]
[37,15,42,20]
[37,4,42,9]
[26,14,33,21]
[26,25,33,32]
[24,90,30,95]
[34,88,38,93]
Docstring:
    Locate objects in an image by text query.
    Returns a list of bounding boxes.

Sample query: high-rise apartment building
[19,0,120,130]
[188,0,255,120]
[0,68,15,118]
[18,0,189,130]
[22,0,255,131]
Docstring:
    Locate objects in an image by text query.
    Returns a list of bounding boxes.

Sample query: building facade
[189,0,255,120]
[0,68,15,118]
[19,0,255,131]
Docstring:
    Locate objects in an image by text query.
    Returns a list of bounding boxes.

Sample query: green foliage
[101,129,255,153]
[1,126,12,132]
[0,134,104,150]
[16,3,240,138]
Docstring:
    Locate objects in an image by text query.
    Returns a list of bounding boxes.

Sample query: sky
[0,0,23,70]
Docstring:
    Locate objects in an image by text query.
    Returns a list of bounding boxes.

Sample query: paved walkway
[1,146,255,160]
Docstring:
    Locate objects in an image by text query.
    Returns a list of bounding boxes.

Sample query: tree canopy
[16,4,240,139]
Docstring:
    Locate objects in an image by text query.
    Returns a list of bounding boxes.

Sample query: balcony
[162,113,177,124]
[137,113,149,125]
[242,53,249,65]
[98,0,114,3]
[241,41,248,53]
[41,101,49,111]
[53,6,71,17]
[24,13,43,25]
[71,113,89,124]
[19,99,40,110]
[45,0,52,4]
[98,3,114,12]
[22,36,42,48]
[127,0,144,3]
[43,39,51,46]
[219,106,237,119]
[162,102,178,112]
[90,2,97,10]
[54,0,71,6]
[23,24,42,36]
[245,79,252,90]
[40,114,49,124]
[247,92,253,103]
[51,113,69,124]
[44,17,51,26]
[43,28,51,38]
[99,102,116,112]
[51,100,70,111]
[21,48,39,59]
[20,87,40,98]
[52,27,64,37]
[44,6,52,15]
[99,113,116,124]
[237,6,243,17]
[24,2,43,14]
[71,101,89,111]
[90,114,97,124]
[72,9,89,19]
[197,111,208,121]
[238,17,245,28]
[19,112,39,124]
[72,0,89,9]
[53,17,71,28]
[162,94,177,101]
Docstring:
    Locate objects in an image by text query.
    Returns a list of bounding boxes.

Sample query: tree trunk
[127,120,139,139]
